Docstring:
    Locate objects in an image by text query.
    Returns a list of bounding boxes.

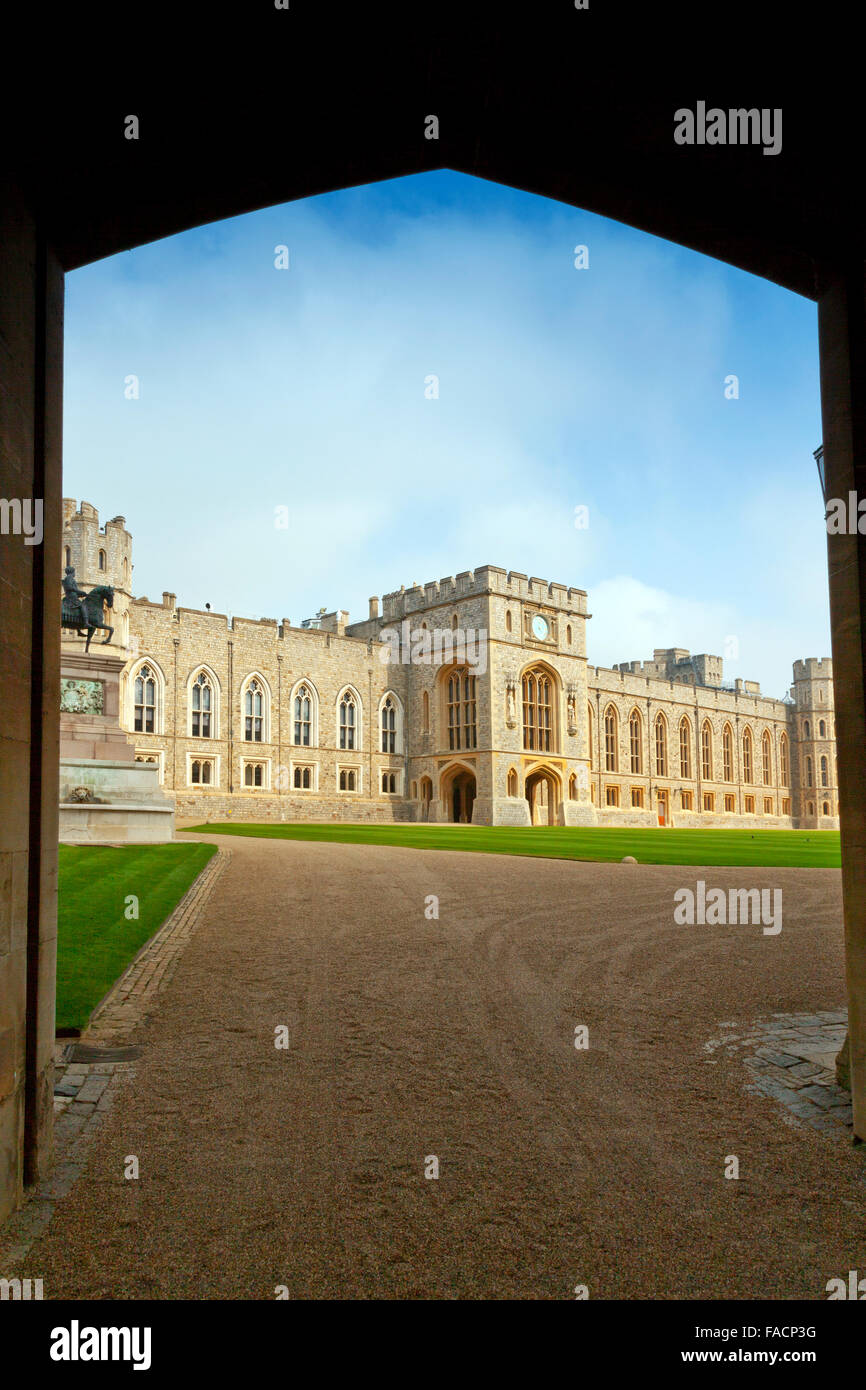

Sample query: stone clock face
[531,614,550,641]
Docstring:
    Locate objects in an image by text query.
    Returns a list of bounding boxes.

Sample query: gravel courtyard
[16,834,866,1299]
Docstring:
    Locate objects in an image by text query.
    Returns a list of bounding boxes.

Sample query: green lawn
[57,842,216,1033]
[183,822,841,869]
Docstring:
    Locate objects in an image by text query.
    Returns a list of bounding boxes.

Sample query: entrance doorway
[657,790,669,826]
[445,769,476,823]
[525,768,560,826]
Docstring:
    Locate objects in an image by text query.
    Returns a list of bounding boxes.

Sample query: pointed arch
[441,665,476,750]
[761,728,772,785]
[701,719,713,780]
[290,677,319,747]
[521,662,559,754]
[336,683,363,751]
[742,725,754,784]
[379,690,404,754]
[779,731,790,786]
[722,722,734,782]
[654,711,668,777]
[628,707,642,774]
[603,702,618,772]
[187,663,221,739]
[678,715,692,779]
[240,670,271,744]
[124,655,166,735]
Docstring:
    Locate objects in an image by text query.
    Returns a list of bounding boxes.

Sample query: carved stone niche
[566,684,578,736]
[505,677,518,729]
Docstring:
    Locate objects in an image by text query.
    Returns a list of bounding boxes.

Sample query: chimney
[162,591,176,609]
[369,596,380,619]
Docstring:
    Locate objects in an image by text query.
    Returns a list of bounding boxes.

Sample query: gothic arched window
[445,670,476,752]
[294,685,312,746]
[679,717,691,779]
[762,730,772,785]
[780,732,789,785]
[244,678,264,742]
[522,667,553,753]
[629,709,642,775]
[339,690,357,750]
[722,724,734,782]
[654,714,668,777]
[382,695,397,753]
[191,671,213,738]
[742,727,753,784]
[701,721,712,780]
[134,665,156,733]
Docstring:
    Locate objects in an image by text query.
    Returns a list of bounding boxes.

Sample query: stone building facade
[61,499,839,829]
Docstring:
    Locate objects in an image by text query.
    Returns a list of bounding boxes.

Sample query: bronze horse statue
[61,582,115,653]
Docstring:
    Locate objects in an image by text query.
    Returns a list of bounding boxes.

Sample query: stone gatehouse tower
[62,499,839,830]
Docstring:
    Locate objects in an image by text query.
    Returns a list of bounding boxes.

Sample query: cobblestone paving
[0,849,230,1269]
[705,1010,853,1139]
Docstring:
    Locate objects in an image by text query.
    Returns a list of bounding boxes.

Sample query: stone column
[0,178,62,1220]
[818,267,866,1141]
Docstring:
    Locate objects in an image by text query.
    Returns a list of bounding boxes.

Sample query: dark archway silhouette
[4,17,866,1224]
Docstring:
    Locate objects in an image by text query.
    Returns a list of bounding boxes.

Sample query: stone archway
[441,765,477,823]
[525,767,562,826]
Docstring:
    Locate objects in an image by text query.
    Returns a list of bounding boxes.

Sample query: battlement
[613,649,726,688]
[793,657,833,681]
[376,565,588,622]
[62,499,130,538]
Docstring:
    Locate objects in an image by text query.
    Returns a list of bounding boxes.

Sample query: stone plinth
[59,643,175,844]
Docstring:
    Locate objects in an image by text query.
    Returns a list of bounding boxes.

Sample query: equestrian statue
[61,566,115,653]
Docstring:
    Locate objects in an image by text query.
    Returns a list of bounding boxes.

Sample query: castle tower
[61,499,133,650]
[791,658,838,827]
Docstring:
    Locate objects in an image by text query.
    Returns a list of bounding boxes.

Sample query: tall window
[723,724,734,782]
[294,685,312,746]
[806,755,813,787]
[422,690,430,734]
[522,667,553,752]
[587,702,594,767]
[762,730,772,785]
[679,717,691,779]
[819,719,826,737]
[244,679,263,742]
[654,714,667,777]
[780,732,789,785]
[382,695,398,752]
[446,670,477,751]
[821,755,828,787]
[604,705,618,772]
[98,548,106,571]
[191,671,212,737]
[701,721,712,780]
[134,665,156,733]
[804,719,811,738]
[339,690,357,750]
[742,727,753,784]
[629,709,642,774]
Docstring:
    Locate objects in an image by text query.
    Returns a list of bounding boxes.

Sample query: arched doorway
[441,765,477,823]
[525,767,561,826]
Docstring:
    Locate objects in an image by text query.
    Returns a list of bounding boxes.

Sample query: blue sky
[63,170,826,699]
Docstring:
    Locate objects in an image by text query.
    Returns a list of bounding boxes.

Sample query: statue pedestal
[59,642,174,844]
